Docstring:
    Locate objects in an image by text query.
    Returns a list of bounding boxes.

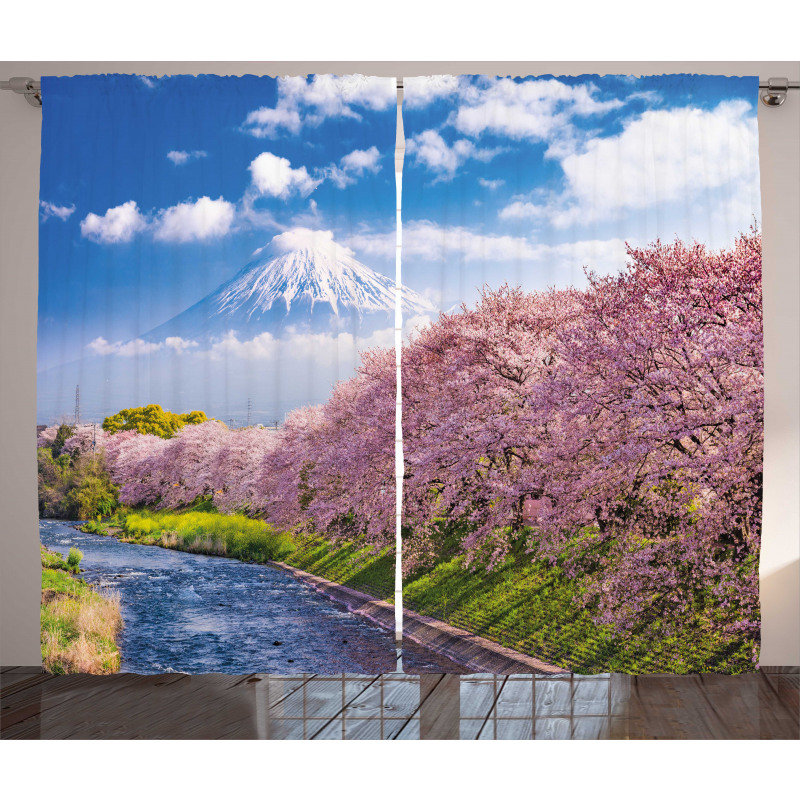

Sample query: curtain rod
[3,76,799,108]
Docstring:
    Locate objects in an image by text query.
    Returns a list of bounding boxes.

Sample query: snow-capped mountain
[145,228,435,342]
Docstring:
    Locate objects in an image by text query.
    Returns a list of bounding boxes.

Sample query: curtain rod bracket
[761,77,790,107]
[0,77,42,107]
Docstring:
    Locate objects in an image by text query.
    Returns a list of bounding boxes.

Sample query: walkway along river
[40,520,464,674]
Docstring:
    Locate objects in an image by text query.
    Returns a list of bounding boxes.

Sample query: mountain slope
[145,228,435,342]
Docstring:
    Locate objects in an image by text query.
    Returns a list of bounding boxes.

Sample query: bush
[66,547,83,572]
[38,447,119,520]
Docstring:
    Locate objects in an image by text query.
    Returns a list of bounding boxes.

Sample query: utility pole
[74,385,81,426]
[92,422,96,453]
[247,398,253,428]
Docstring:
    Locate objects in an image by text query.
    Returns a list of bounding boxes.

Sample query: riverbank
[40,546,122,674]
[41,520,455,673]
[80,509,755,674]
[78,510,600,672]
[82,509,295,563]
[274,562,568,674]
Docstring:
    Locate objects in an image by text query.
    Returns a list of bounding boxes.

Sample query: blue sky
[38,74,397,372]
[37,73,761,423]
[390,74,761,310]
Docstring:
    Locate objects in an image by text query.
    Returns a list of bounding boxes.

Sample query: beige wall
[2,61,798,667]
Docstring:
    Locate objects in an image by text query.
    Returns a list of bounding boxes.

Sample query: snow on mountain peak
[255,228,355,260]
[216,228,434,318]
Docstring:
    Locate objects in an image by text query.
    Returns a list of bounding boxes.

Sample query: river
[40,520,464,674]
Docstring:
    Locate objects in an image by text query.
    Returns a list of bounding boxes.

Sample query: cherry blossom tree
[37,425,59,450]
[210,426,280,514]
[107,431,170,507]
[61,424,111,457]
[151,421,229,509]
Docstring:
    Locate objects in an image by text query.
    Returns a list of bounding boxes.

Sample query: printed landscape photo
[37,73,762,676]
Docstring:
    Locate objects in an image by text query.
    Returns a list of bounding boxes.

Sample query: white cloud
[627,90,663,105]
[80,201,148,244]
[558,100,759,218]
[348,220,628,277]
[40,201,75,222]
[164,336,199,354]
[153,196,235,243]
[88,335,199,358]
[340,146,381,175]
[350,220,537,262]
[422,286,444,307]
[206,315,427,364]
[166,150,208,165]
[82,195,237,245]
[321,145,382,188]
[451,77,623,141]
[87,337,163,357]
[534,238,630,277]
[209,331,278,360]
[404,75,462,108]
[341,229,395,259]
[241,105,303,138]
[498,200,547,221]
[248,152,320,198]
[241,75,395,137]
[510,99,762,231]
[402,220,538,261]
[406,129,504,180]
[280,75,395,118]
[478,178,505,191]
[266,228,356,259]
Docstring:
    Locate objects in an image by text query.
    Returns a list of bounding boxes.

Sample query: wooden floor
[1,667,797,739]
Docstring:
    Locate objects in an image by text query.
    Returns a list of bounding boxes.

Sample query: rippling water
[40,520,464,675]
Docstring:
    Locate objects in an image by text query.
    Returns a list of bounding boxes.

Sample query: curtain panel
[36,74,405,674]
[400,74,762,674]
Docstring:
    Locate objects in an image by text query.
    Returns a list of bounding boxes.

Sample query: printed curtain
[37,72,763,678]
[37,74,403,674]
[400,75,762,674]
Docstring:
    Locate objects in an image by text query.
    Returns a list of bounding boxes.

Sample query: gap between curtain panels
[394,79,405,645]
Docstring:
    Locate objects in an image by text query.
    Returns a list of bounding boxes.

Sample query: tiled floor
[1,667,797,739]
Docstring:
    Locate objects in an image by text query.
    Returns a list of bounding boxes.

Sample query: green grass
[282,535,395,601]
[282,527,755,674]
[400,548,755,675]
[40,546,122,674]
[80,518,110,535]
[114,508,296,563]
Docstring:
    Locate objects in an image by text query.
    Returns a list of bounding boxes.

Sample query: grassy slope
[282,535,396,602]
[281,537,753,674]
[40,547,122,674]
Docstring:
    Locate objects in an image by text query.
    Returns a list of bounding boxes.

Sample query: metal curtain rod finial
[2,75,798,108]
